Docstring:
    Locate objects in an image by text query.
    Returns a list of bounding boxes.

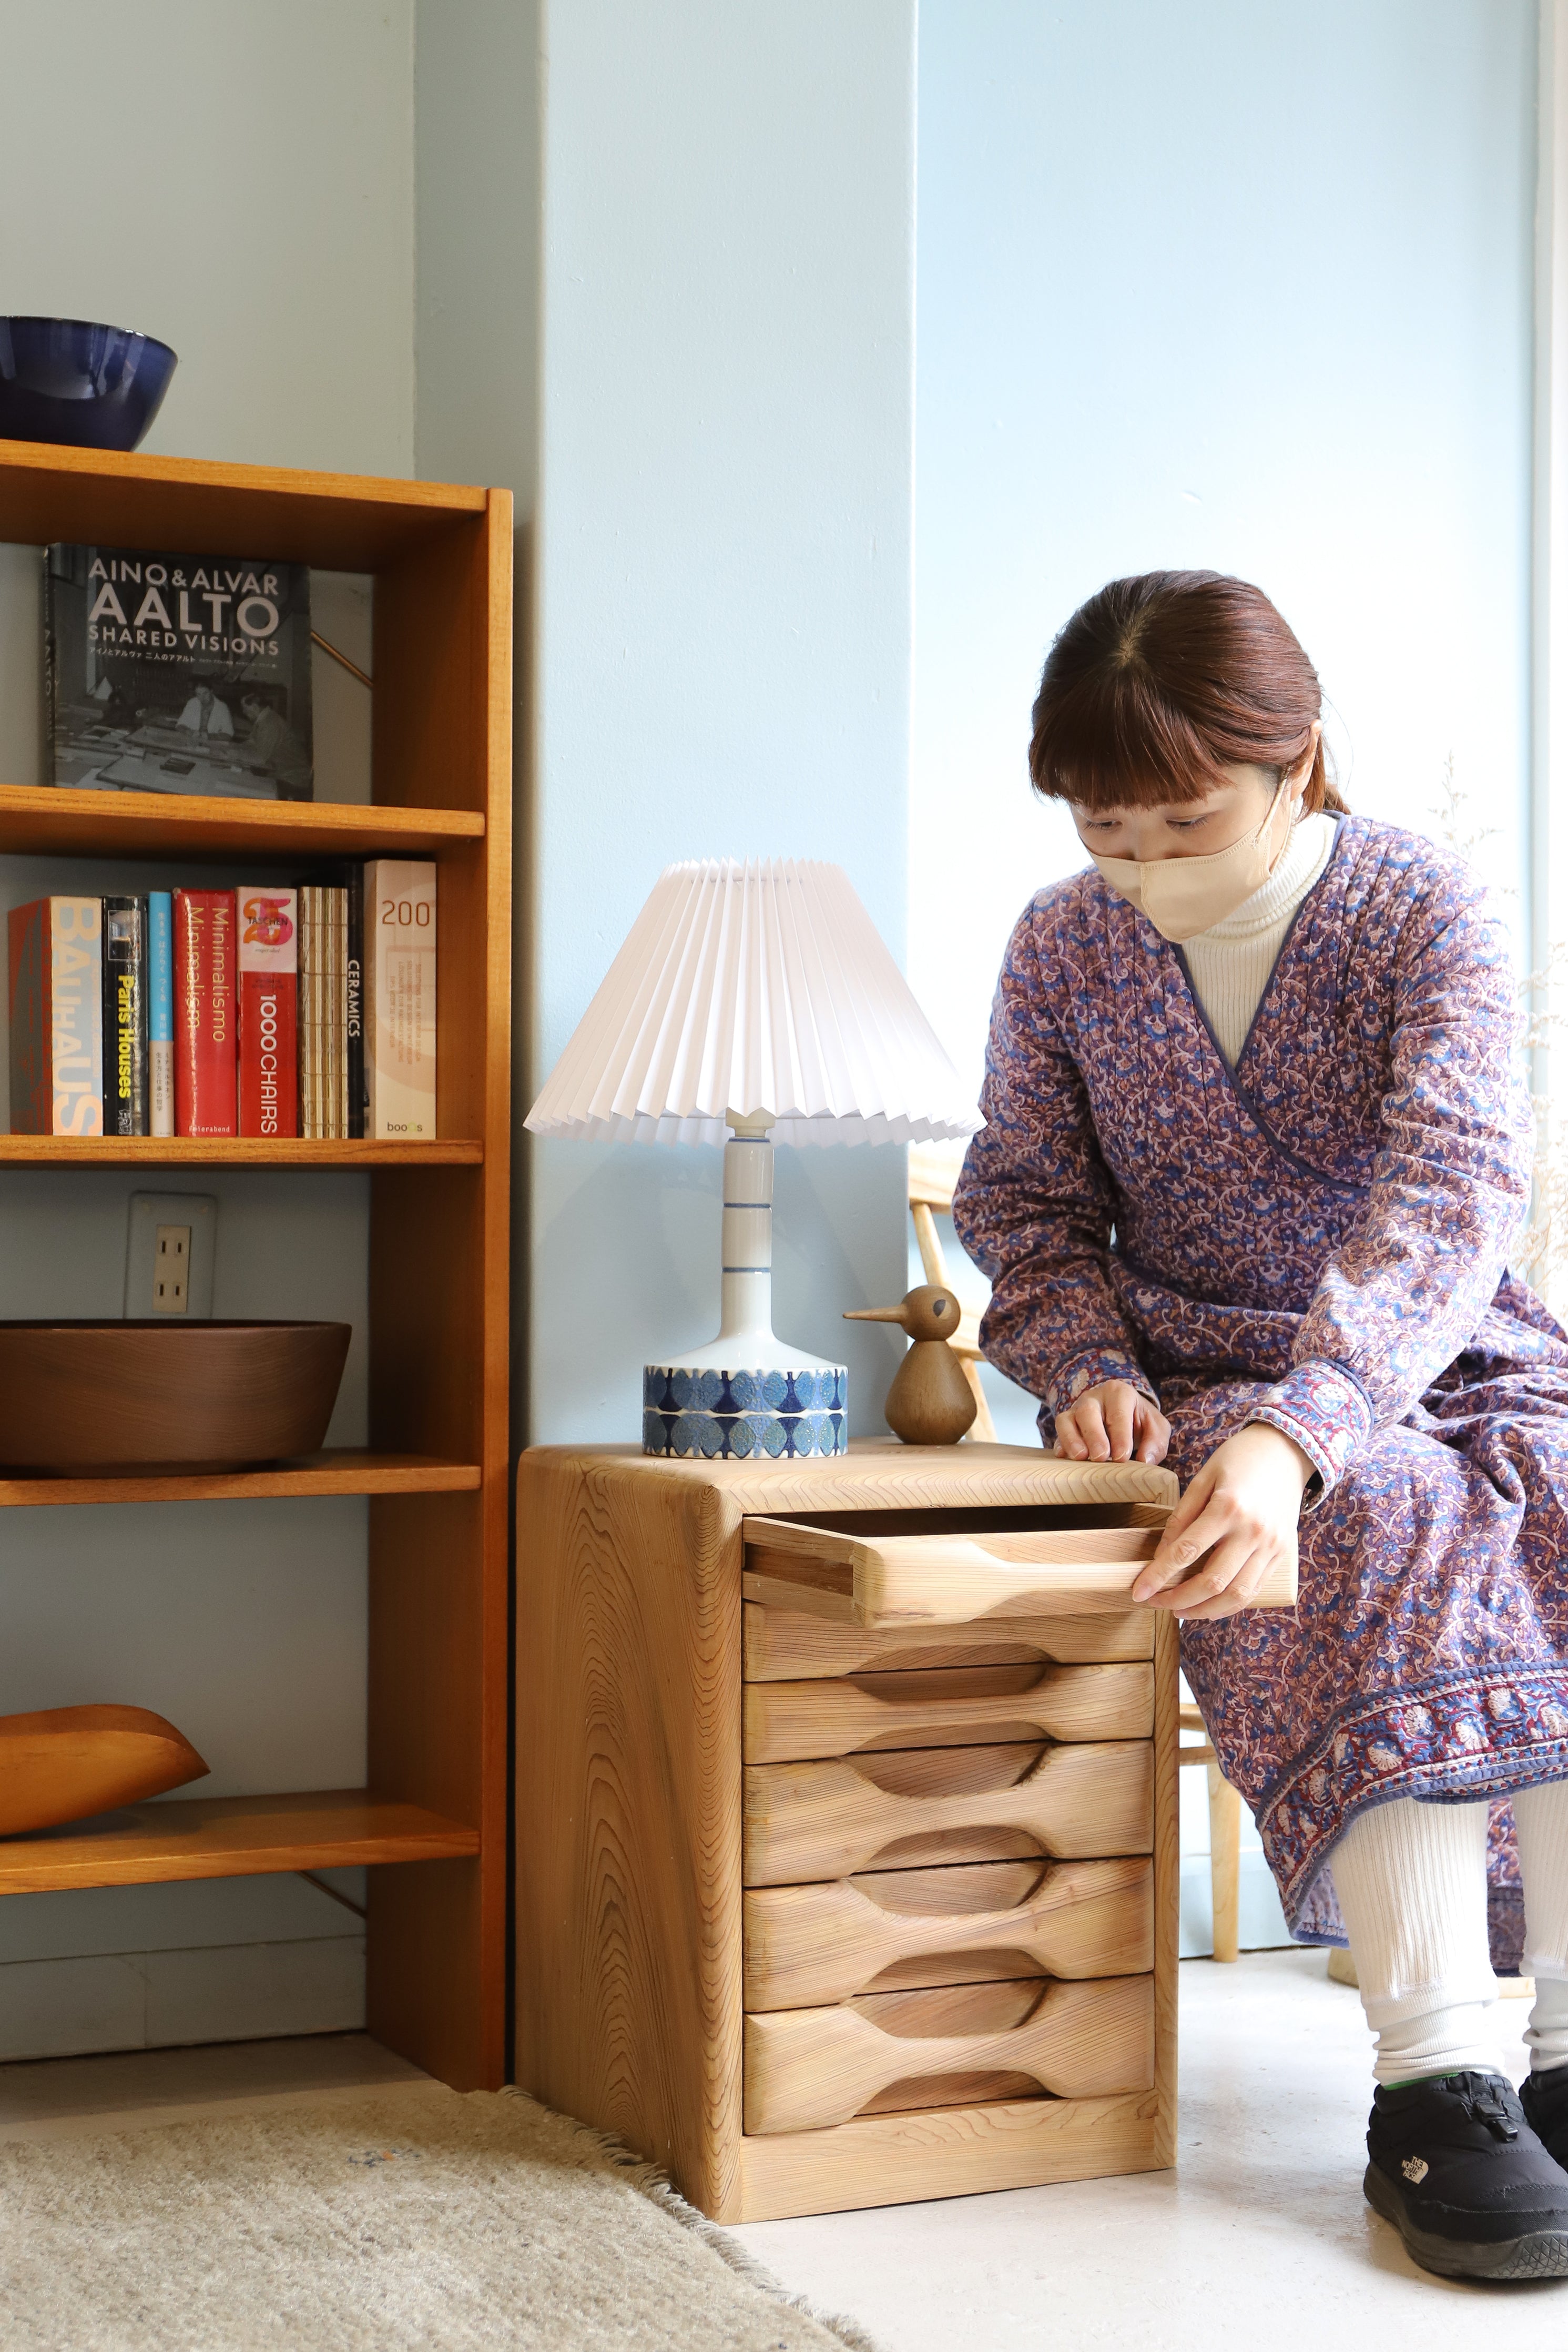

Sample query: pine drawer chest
[515,1441,1183,2222]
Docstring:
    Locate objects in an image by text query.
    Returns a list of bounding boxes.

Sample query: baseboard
[1179,1850,1294,1958]
[0,1935,365,2062]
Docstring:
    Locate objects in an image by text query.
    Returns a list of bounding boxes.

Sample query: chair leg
[960,1356,997,1443]
[1206,1758,1241,1962]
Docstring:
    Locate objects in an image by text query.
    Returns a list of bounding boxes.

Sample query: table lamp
[526,857,980,1458]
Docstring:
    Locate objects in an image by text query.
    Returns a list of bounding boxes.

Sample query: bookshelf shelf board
[0,1789,481,1895]
[0,1452,482,1509]
[0,784,484,864]
[0,1137,482,1168]
[0,438,487,571]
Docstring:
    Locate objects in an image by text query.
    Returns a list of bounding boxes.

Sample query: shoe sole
[1365,2164,1568,2280]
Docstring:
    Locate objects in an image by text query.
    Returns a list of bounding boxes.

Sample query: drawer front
[743,1660,1153,1763]
[744,1515,1172,1628]
[743,1738,1154,1887]
[745,1853,1153,2009]
[742,1600,1153,1681]
[744,1972,1155,2134]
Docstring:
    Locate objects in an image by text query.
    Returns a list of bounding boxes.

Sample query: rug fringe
[498,2088,888,2352]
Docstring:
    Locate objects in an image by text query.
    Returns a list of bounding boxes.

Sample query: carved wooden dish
[0,1320,352,1472]
[0,1704,208,1837]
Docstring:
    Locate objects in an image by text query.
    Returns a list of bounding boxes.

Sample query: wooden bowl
[0,1320,351,1473]
[0,1705,208,1837]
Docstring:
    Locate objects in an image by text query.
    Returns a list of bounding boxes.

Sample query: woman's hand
[1054,1379,1170,1464]
[1133,1423,1312,1620]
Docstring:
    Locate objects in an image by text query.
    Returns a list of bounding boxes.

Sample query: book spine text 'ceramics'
[7,897,104,1135]
[365,861,437,1138]
[101,895,148,1136]
[238,888,299,1140]
[345,865,366,1138]
[148,891,174,1137]
[174,889,237,1136]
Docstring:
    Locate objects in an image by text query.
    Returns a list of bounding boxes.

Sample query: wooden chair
[906,1142,1243,1961]
[1178,1706,1242,1964]
[906,1144,996,1441]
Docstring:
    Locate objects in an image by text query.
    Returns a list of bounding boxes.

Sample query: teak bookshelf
[0,439,512,2090]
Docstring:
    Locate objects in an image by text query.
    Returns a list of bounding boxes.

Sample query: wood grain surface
[0,781,483,863]
[0,446,514,2095]
[744,1739,1154,1887]
[0,436,485,566]
[0,1136,482,1166]
[515,1447,1180,2221]
[736,2091,1163,2221]
[744,1516,1297,1623]
[744,1973,1155,2133]
[741,1600,1152,1679]
[0,1451,481,1508]
[0,1788,477,1893]
[744,1854,1153,2009]
[742,1660,1154,1762]
[0,1704,207,1836]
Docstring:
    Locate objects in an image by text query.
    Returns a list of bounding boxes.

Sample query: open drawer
[742,1509,1297,1627]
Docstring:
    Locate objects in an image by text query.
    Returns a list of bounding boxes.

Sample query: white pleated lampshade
[526,858,980,1147]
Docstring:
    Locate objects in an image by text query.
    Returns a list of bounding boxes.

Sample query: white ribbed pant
[1332,1783,1568,2085]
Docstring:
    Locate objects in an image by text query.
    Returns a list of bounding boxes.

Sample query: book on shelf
[7,897,103,1136]
[345,865,366,1139]
[101,895,148,1136]
[4,865,437,1142]
[238,889,299,1140]
[174,890,237,1137]
[44,543,314,803]
[366,861,437,1139]
[148,893,174,1138]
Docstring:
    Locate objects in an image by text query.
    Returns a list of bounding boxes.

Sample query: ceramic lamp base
[642,1360,848,1459]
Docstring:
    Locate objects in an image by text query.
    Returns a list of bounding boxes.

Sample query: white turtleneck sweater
[1182,812,1338,1066]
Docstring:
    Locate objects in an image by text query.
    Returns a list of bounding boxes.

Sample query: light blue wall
[524,0,919,1441]
[912,0,1539,1109]
[913,0,1539,1922]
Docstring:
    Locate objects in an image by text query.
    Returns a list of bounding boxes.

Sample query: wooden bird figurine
[844,1284,978,1445]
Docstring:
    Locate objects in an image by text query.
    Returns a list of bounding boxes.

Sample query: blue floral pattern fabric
[951,816,1568,1962]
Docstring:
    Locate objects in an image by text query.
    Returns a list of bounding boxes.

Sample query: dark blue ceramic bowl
[0,317,177,452]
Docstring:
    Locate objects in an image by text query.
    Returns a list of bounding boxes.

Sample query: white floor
[726,1948,1568,2352]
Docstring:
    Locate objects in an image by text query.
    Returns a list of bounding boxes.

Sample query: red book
[174,889,237,1136]
[238,888,298,1139]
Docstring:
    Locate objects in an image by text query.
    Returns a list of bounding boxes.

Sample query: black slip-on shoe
[1364,2070,1568,2280]
[1521,2062,1568,2168]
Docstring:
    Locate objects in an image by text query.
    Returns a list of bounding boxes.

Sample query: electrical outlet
[125,1193,217,1319]
[153,1224,191,1313]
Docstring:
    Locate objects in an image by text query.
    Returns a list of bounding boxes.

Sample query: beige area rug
[0,2082,880,2352]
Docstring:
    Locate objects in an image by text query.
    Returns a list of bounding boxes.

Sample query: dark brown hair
[1028,570,1347,815]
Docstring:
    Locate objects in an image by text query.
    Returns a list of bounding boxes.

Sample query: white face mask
[1088,778,1296,944]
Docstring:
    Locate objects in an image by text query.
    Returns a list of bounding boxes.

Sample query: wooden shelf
[0,1789,480,1894]
[0,1451,481,1508]
[0,439,487,570]
[0,439,514,2091]
[0,783,484,864]
[0,1136,481,1166]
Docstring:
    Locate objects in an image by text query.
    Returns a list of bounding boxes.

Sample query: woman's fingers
[1102,1387,1136,1460]
[1137,1472,1214,1594]
[1143,1530,1257,1614]
[1173,1548,1277,1621]
[1133,1402,1171,1463]
[1071,1398,1111,1460]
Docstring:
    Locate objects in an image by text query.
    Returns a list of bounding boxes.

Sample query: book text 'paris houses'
[45,544,313,803]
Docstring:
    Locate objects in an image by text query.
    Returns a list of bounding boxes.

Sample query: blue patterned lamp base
[643,1363,849,1459]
